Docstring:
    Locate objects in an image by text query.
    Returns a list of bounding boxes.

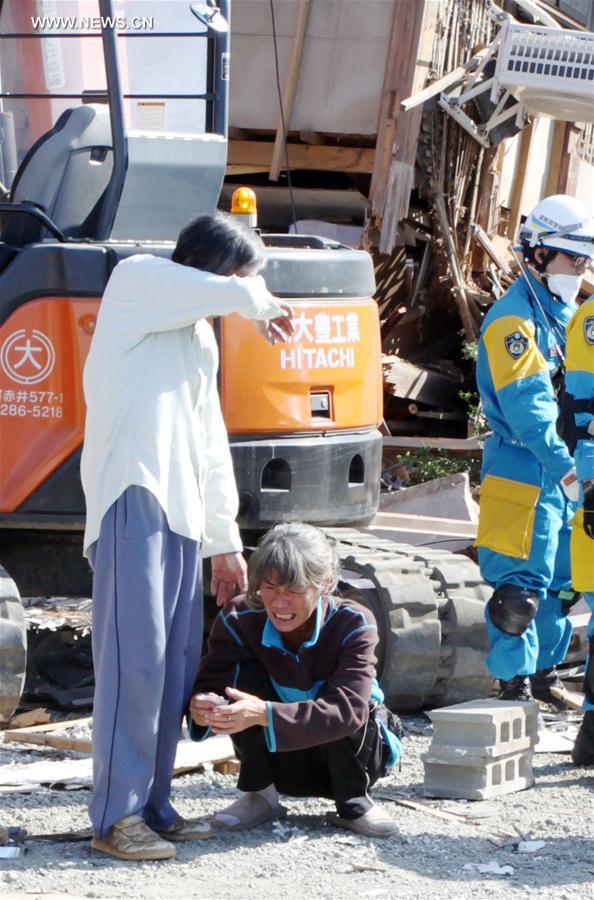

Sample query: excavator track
[325,528,494,712]
[0,565,26,724]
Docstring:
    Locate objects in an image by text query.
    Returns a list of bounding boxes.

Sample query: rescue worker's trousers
[88,486,203,838]
[230,662,389,820]
[570,488,594,713]
[581,594,594,713]
[477,437,573,681]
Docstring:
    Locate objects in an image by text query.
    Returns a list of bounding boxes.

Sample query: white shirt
[81,254,283,556]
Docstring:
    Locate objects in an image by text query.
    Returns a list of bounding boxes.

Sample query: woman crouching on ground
[189,522,402,837]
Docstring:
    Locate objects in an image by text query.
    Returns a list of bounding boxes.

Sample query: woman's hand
[254,302,296,345]
[189,692,225,727]
[205,687,268,734]
[210,552,247,608]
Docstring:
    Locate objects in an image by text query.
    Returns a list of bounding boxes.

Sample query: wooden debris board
[550,686,586,711]
[3,719,238,772]
[4,718,92,753]
[383,435,483,455]
[0,734,236,792]
[7,708,51,730]
[382,356,462,408]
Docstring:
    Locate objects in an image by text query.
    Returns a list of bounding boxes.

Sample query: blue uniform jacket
[476,271,575,484]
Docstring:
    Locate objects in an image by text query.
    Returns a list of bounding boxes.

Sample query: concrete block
[422,749,534,800]
[428,700,539,758]
[422,700,538,800]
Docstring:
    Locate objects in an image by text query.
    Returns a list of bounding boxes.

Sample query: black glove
[584,483,594,540]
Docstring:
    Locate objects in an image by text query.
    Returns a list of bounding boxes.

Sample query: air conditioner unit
[495,21,594,121]
[439,18,594,147]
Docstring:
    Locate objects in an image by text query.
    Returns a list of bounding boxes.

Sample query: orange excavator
[0,0,493,721]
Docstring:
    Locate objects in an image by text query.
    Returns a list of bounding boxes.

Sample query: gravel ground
[1,715,593,900]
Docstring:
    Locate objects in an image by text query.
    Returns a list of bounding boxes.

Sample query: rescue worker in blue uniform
[563,295,594,765]
[476,195,594,702]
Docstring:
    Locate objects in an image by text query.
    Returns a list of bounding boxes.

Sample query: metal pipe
[511,0,561,29]
[0,93,215,100]
[0,111,17,188]
[95,0,128,241]
[214,0,230,137]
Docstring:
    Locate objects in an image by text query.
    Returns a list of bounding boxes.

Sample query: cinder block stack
[422,699,539,800]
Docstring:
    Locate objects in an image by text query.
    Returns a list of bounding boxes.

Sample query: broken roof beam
[433,192,479,342]
[471,224,514,278]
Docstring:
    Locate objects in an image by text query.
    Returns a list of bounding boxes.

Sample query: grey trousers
[88,486,203,838]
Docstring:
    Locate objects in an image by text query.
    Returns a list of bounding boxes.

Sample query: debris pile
[369,0,593,444]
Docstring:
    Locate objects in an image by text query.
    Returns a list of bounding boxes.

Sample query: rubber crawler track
[324,528,494,712]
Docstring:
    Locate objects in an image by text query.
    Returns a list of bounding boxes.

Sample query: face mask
[545,273,582,304]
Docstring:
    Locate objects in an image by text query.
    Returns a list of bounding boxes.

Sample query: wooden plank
[226,164,271,176]
[371,512,477,538]
[471,224,514,277]
[369,0,401,219]
[383,435,483,454]
[507,121,535,240]
[433,192,478,341]
[474,144,505,245]
[371,1,434,217]
[4,718,93,754]
[213,758,241,775]
[4,732,93,753]
[0,737,235,791]
[561,125,582,196]
[269,0,311,182]
[545,121,568,196]
[550,686,586,711]
[371,0,439,252]
[4,716,92,736]
[3,719,236,768]
[228,140,374,174]
[7,708,51,729]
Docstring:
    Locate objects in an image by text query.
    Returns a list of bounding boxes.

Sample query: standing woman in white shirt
[81,213,294,861]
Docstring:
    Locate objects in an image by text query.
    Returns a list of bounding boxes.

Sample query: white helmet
[519,194,594,260]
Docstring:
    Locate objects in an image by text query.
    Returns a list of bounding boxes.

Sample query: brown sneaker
[91,814,176,861]
[157,815,212,842]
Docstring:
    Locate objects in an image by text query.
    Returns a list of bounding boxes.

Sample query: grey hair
[246,523,339,609]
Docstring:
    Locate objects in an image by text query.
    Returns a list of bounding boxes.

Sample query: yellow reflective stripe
[566,299,594,375]
[483,315,547,392]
